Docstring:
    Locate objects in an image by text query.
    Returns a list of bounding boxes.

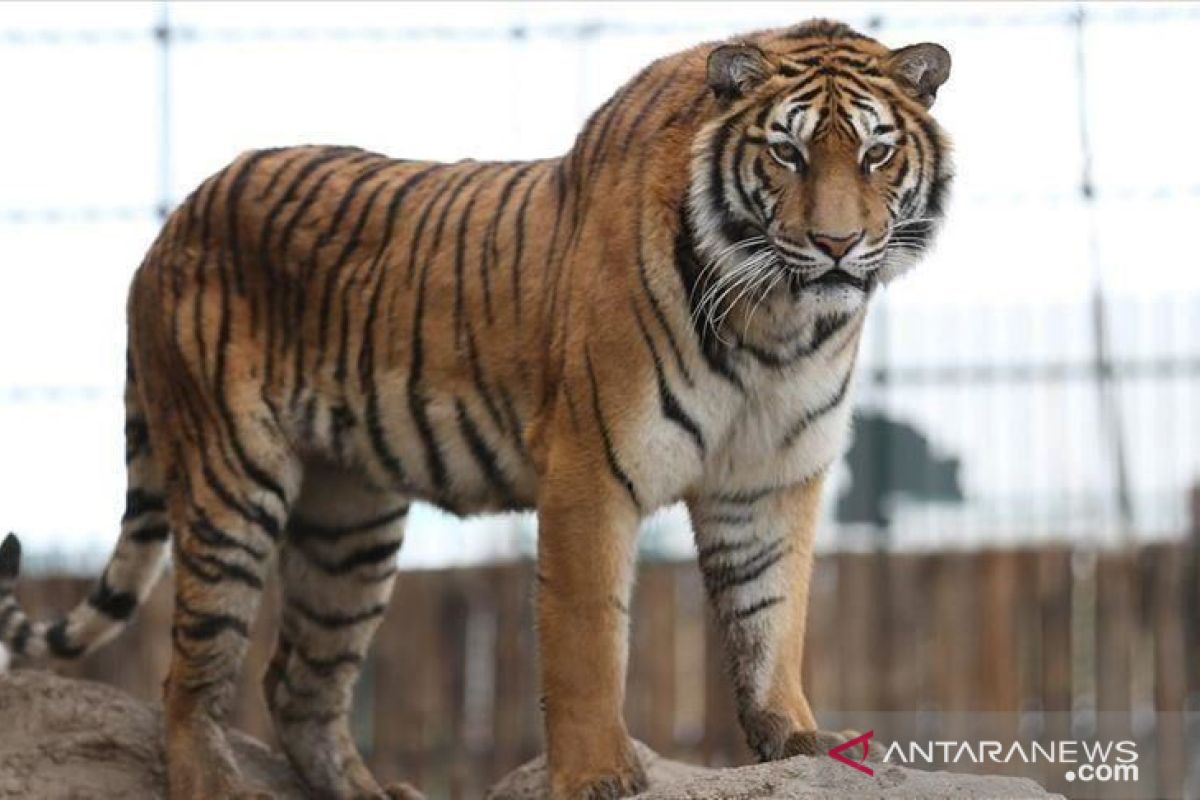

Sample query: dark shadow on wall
[836,410,963,529]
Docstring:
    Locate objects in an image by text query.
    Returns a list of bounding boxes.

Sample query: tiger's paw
[551,742,648,800]
[559,771,648,800]
[744,710,879,763]
[776,728,884,763]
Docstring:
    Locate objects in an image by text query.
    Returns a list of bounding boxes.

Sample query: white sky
[0,2,1197,567]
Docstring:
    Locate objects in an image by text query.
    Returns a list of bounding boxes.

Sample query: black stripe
[121,490,165,523]
[630,148,694,389]
[635,250,692,387]
[729,128,761,222]
[175,607,249,641]
[508,167,543,326]
[259,148,359,382]
[455,398,517,505]
[44,620,82,658]
[12,619,33,655]
[288,506,408,541]
[581,71,641,177]
[780,367,854,449]
[124,415,150,464]
[697,538,756,563]
[584,348,641,510]
[463,323,507,434]
[621,58,688,151]
[355,165,446,487]
[315,163,396,375]
[673,210,743,390]
[254,148,310,202]
[87,572,137,620]
[453,169,504,340]
[408,165,492,493]
[191,510,268,561]
[0,533,22,578]
[277,150,375,362]
[212,151,294,512]
[539,162,570,329]
[728,595,785,622]
[316,158,393,249]
[224,149,278,295]
[274,150,371,270]
[191,171,223,371]
[480,163,538,326]
[286,153,384,407]
[706,106,753,232]
[300,540,402,576]
[812,312,853,350]
[198,461,282,541]
[290,597,386,630]
[295,646,363,676]
[129,524,171,544]
[703,539,791,594]
[706,486,776,505]
[734,310,859,369]
[631,301,706,456]
[498,386,530,461]
[404,165,475,285]
[175,546,264,590]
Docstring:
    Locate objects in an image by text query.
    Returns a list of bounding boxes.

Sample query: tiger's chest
[696,321,863,498]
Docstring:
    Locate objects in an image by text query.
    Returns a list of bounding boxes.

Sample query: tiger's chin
[802,283,869,316]
[783,266,875,317]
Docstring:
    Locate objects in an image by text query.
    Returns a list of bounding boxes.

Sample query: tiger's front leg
[536,443,646,800]
[689,474,853,761]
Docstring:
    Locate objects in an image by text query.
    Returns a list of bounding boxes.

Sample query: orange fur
[0,19,952,799]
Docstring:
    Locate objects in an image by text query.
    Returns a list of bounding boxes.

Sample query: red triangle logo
[828,730,875,776]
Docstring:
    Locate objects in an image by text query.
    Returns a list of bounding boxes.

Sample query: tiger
[0,18,951,800]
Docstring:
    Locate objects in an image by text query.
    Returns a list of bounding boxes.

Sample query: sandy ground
[0,670,1060,799]
[0,670,305,799]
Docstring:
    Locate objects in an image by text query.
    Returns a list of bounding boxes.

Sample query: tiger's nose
[808,230,863,261]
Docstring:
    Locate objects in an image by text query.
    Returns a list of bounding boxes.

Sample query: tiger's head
[688,21,952,325]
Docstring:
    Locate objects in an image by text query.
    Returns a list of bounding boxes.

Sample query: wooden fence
[14,543,1198,799]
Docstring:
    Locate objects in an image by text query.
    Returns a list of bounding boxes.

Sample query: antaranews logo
[875,737,1139,784]
[828,731,875,777]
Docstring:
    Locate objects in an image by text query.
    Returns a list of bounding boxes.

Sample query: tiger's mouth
[803,268,868,291]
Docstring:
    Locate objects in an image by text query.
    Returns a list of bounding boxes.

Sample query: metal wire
[0,2,1196,546]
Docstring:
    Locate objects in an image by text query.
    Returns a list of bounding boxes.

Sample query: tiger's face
[689,23,952,323]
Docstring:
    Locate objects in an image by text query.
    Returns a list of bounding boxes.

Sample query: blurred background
[1,2,1197,798]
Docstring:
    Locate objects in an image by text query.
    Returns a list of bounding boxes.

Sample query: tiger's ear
[707,43,775,102]
[884,43,951,108]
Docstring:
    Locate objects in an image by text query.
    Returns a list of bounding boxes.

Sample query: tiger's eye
[863,143,893,168]
[770,141,803,168]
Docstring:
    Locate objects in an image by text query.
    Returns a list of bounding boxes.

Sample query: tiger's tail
[0,361,170,670]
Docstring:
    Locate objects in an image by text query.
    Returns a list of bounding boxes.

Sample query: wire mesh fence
[0,2,1197,563]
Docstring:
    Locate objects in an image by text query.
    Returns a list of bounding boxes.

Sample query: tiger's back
[136,148,566,514]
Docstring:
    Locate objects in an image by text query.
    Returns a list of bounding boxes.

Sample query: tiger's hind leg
[263,465,420,799]
[161,416,300,800]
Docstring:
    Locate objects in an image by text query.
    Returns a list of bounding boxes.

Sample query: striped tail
[0,372,170,670]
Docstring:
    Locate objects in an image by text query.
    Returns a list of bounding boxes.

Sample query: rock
[486,740,1064,800]
[0,670,306,799]
[0,670,1060,800]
